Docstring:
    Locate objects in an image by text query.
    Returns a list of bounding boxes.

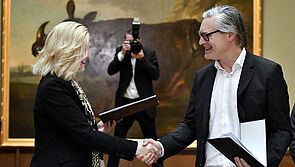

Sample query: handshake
[135,139,163,165]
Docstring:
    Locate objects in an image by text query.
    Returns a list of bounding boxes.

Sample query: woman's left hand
[97,120,116,133]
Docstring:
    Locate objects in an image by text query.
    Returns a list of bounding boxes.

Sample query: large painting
[1,0,261,147]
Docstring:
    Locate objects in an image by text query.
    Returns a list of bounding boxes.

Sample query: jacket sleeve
[138,48,160,80]
[266,64,292,166]
[289,104,295,163]
[42,79,137,161]
[107,47,122,75]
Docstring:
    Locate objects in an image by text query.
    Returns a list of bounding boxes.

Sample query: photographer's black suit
[107,46,162,167]
[108,46,159,119]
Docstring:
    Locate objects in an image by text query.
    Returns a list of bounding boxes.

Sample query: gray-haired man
[138,5,291,167]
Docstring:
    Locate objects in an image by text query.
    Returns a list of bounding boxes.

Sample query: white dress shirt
[205,48,246,167]
[117,51,140,99]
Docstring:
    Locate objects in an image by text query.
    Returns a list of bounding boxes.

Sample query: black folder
[98,95,159,122]
[208,134,265,167]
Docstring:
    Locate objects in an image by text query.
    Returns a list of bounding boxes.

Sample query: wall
[262,0,295,109]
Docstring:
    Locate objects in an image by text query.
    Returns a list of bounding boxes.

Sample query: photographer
[107,20,162,167]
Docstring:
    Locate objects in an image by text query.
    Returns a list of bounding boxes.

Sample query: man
[138,5,291,167]
[107,33,162,167]
[290,104,295,163]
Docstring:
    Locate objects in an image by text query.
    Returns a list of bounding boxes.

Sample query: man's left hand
[131,49,144,59]
[234,157,251,167]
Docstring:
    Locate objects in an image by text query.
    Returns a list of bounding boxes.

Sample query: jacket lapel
[202,64,217,137]
[237,51,255,97]
[135,48,146,76]
[124,53,133,73]
[237,52,255,121]
[135,59,140,77]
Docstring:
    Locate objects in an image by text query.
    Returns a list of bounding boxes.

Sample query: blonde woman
[30,21,158,167]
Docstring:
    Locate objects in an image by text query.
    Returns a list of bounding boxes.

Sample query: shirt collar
[214,47,246,74]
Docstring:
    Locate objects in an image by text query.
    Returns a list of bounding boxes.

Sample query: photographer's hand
[121,40,131,56]
[131,49,144,59]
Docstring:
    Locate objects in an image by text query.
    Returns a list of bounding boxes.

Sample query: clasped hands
[97,122,161,164]
[135,139,162,165]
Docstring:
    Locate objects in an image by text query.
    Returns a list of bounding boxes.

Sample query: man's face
[198,17,228,60]
[125,34,133,41]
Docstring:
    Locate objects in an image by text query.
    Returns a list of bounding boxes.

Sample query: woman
[30,21,157,167]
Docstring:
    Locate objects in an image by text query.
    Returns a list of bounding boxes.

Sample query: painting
[1,0,261,147]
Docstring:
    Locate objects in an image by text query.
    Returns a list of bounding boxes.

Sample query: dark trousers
[107,97,163,167]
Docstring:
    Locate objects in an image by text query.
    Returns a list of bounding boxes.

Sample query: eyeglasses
[198,30,221,41]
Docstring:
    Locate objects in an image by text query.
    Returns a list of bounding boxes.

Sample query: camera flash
[132,17,140,25]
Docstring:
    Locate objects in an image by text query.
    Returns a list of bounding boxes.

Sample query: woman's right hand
[97,120,116,133]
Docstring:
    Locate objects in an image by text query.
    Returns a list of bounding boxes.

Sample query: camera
[130,18,143,54]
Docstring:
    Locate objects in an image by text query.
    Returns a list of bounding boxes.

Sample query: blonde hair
[32,21,90,81]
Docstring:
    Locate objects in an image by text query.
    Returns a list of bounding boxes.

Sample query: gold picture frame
[1,0,262,147]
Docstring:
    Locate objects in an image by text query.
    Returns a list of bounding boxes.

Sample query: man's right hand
[136,139,162,164]
[135,140,160,165]
[121,40,130,55]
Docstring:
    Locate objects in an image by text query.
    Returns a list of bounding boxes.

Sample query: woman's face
[79,52,90,72]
